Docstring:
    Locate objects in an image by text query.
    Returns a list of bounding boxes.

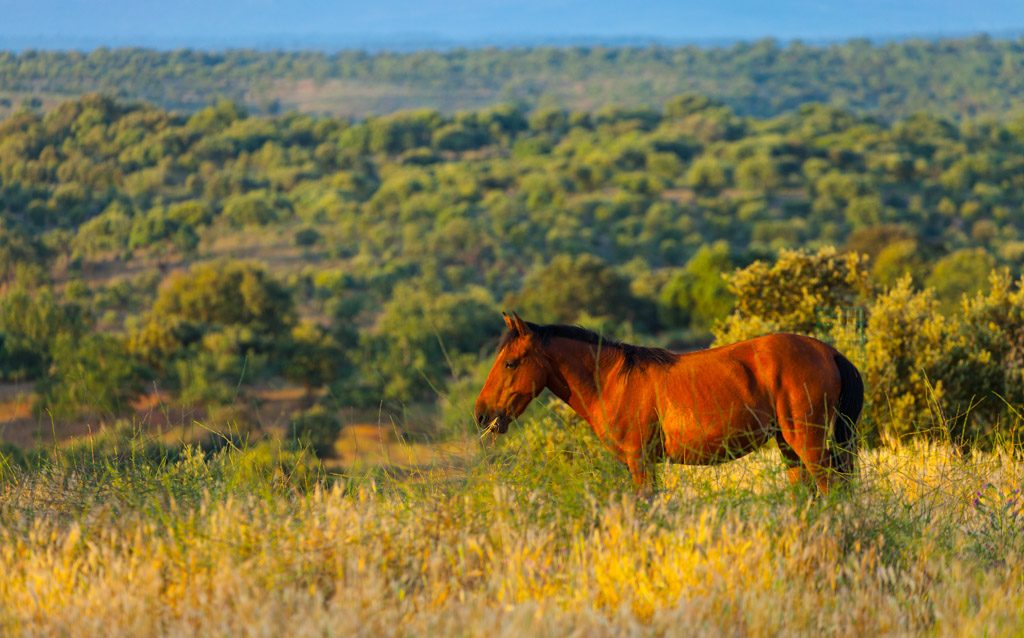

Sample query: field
[5,36,1024,636]
[0,410,1021,637]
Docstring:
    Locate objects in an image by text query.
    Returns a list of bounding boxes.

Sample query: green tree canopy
[509,254,649,328]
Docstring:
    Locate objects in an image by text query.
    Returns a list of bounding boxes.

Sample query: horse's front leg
[616,420,662,497]
[625,454,655,497]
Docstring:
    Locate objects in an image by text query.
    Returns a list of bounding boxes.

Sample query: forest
[3,36,1024,119]
[0,86,1023,452]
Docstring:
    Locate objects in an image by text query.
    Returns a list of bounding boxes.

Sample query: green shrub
[468,411,630,525]
[714,246,869,344]
[294,227,322,247]
[860,277,949,441]
[288,405,343,458]
[36,333,150,418]
[713,249,1024,448]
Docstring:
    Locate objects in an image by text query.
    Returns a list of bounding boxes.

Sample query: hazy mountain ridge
[2,36,1024,119]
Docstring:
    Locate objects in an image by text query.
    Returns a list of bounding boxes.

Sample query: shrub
[861,277,950,441]
[294,227,322,247]
[287,405,342,457]
[713,249,1024,447]
[659,241,734,331]
[934,270,1024,447]
[714,246,869,344]
[510,254,652,329]
[36,333,150,418]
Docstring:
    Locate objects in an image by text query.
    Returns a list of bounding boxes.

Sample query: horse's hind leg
[776,401,833,495]
[775,431,812,490]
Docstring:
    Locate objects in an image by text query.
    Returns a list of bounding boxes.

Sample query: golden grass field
[0,412,1021,637]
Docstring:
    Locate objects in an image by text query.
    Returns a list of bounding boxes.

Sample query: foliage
[35,333,149,418]
[715,255,1024,446]
[354,284,499,405]
[126,261,294,403]
[926,248,997,310]
[150,261,294,338]
[0,283,87,381]
[7,38,1024,121]
[510,254,653,329]
[282,322,344,394]
[860,278,950,440]
[714,246,869,344]
[659,241,734,331]
[3,91,1024,441]
[286,405,342,457]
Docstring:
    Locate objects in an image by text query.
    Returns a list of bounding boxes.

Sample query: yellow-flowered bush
[713,246,869,344]
[714,248,1024,446]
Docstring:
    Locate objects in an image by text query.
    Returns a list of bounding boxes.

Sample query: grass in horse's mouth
[480,417,502,438]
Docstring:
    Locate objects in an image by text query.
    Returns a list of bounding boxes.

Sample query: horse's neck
[543,338,628,428]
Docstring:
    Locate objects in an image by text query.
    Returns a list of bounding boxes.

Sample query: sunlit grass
[0,415,1021,636]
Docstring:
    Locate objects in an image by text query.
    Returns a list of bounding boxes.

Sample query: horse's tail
[832,353,863,479]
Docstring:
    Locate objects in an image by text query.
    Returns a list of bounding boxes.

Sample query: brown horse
[474,313,863,495]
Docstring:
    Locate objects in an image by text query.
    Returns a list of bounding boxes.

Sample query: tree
[872,239,928,288]
[510,254,649,328]
[131,261,295,397]
[659,242,735,331]
[368,109,442,154]
[151,261,294,338]
[222,190,290,227]
[37,333,149,418]
[685,157,730,193]
[0,283,86,381]
[0,223,45,283]
[735,155,779,192]
[282,321,344,404]
[926,249,996,310]
[354,284,497,405]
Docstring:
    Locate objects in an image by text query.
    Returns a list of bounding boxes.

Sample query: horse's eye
[505,359,519,370]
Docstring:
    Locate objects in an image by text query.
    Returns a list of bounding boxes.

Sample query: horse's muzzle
[475,410,510,435]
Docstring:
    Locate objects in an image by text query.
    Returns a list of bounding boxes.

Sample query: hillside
[3,37,1024,120]
[1,93,1024,450]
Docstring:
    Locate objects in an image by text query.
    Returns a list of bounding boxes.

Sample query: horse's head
[474,312,550,435]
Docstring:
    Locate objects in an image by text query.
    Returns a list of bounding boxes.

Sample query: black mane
[500,321,678,371]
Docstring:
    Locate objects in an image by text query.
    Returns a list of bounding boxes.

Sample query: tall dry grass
[0,415,1021,637]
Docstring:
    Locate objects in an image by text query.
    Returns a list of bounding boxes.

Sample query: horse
[474,313,863,495]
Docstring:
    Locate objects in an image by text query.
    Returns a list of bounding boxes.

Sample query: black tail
[832,353,863,478]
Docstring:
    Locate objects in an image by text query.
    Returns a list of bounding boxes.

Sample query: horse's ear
[502,311,530,337]
[510,312,531,337]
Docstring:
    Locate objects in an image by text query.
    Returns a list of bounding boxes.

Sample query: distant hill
[3,36,1024,120]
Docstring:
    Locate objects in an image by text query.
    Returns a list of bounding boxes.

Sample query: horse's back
[655,333,843,463]
[681,332,837,382]
[710,333,841,401]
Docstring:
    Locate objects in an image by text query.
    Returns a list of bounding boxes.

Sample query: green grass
[0,413,1021,635]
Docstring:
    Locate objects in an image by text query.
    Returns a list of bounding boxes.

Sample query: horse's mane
[500,321,678,371]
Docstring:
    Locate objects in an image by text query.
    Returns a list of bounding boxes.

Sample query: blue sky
[1,0,1023,48]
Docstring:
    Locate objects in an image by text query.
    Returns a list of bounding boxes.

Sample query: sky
[1,0,1023,49]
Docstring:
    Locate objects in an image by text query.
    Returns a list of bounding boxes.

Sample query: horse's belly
[662,412,774,465]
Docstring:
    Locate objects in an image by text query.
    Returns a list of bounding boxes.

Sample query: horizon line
[2,28,1024,54]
